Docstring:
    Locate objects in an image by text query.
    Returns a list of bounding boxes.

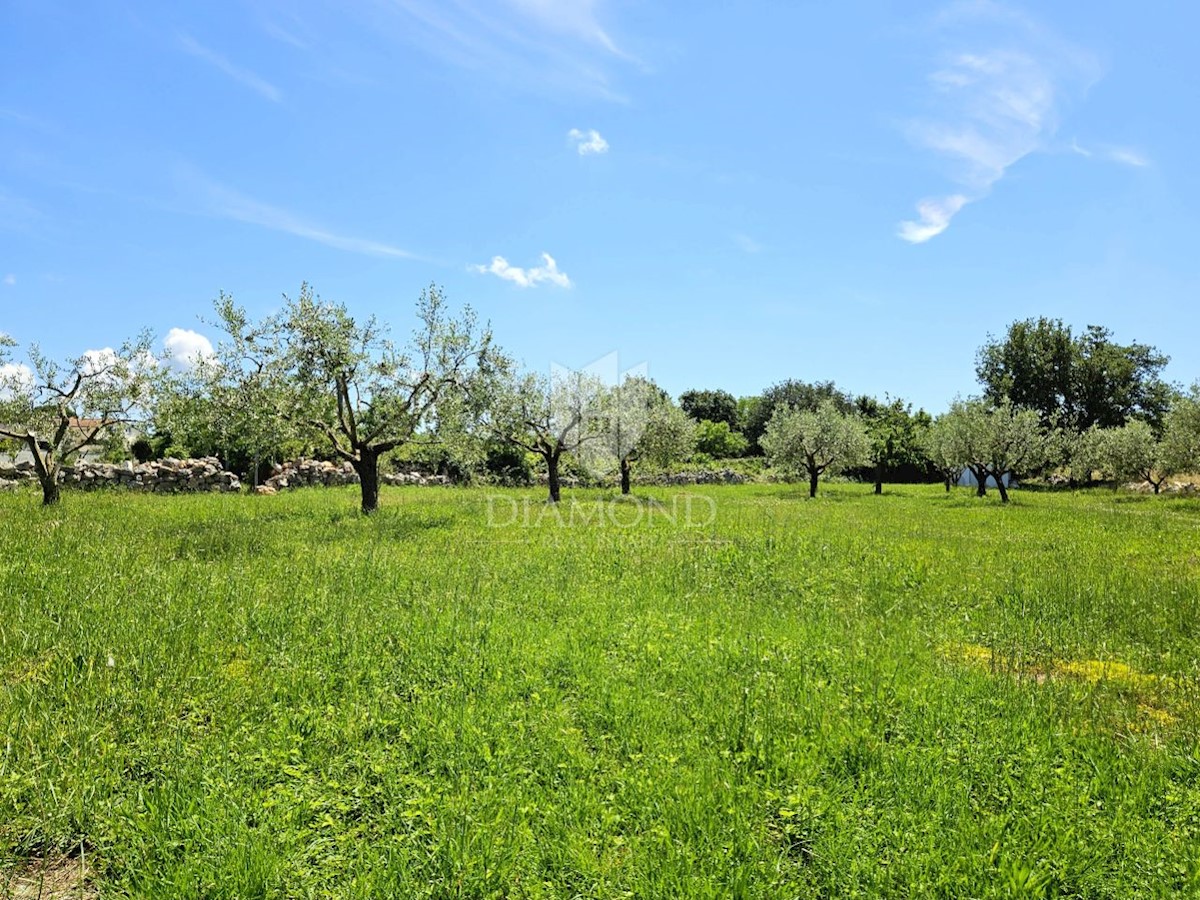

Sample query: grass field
[2,483,1200,898]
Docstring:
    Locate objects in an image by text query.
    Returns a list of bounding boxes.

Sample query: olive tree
[0,332,157,505]
[1064,425,1108,486]
[1160,385,1200,476]
[1102,420,1172,493]
[596,377,695,494]
[761,399,870,498]
[927,402,991,495]
[922,415,965,491]
[212,283,493,513]
[931,400,1055,502]
[491,367,608,503]
[857,395,928,495]
[154,316,298,483]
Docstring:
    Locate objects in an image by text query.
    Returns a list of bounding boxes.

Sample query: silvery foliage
[581,376,696,474]
[761,399,871,478]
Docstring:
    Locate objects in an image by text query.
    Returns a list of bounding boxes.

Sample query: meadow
[2,483,1200,898]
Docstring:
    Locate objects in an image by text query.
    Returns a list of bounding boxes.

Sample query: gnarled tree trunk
[27,442,60,507]
[353,448,381,514]
[968,465,988,497]
[546,451,562,503]
[620,457,632,495]
[995,473,1009,503]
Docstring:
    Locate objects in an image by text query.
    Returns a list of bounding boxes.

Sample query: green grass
[2,483,1200,898]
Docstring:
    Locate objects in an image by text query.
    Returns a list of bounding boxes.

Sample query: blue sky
[2,0,1197,412]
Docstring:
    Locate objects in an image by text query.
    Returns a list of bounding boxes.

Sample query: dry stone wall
[264,459,449,490]
[0,457,240,492]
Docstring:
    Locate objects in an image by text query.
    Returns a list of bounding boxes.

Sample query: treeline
[668,317,1197,501]
[2,291,1198,511]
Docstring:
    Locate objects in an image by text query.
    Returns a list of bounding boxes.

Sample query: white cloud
[3,274,13,286]
[568,128,609,155]
[472,252,572,288]
[164,328,215,372]
[80,348,119,378]
[0,361,34,395]
[178,166,416,259]
[898,194,969,244]
[898,5,1099,241]
[179,34,282,102]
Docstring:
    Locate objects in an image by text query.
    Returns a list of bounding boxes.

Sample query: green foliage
[637,400,696,467]
[479,440,534,484]
[153,290,306,475]
[736,395,763,435]
[1101,420,1172,492]
[97,428,131,463]
[855,395,932,483]
[0,332,160,504]
[130,437,155,464]
[206,283,493,512]
[761,399,870,495]
[1160,383,1200,475]
[679,388,739,430]
[1064,425,1108,484]
[977,318,1172,431]
[487,367,611,500]
[597,378,697,486]
[742,379,854,451]
[3,485,1199,896]
[928,399,1057,500]
[694,418,749,458]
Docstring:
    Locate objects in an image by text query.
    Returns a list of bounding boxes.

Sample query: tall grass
[2,484,1198,897]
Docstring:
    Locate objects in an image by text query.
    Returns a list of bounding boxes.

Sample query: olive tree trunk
[620,457,632,495]
[39,473,61,506]
[28,444,61,507]
[546,451,562,503]
[995,474,1010,503]
[353,449,381,514]
[969,465,988,497]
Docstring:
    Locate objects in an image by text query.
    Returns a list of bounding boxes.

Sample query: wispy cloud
[732,233,763,254]
[1072,141,1151,168]
[3,274,14,287]
[178,166,416,259]
[179,34,282,102]
[898,3,1100,243]
[1105,146,1150,168]
[568,128,609,155]
[385,1,636,100]
[163,328,215,372]
[472,252,572,288]
[508,0,628,57]
[897,195,968,244]
[0,188,45,233]
[260,19,310,50]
